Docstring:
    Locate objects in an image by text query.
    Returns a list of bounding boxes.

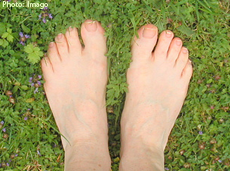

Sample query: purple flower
[25,34,30,39]
[19,32,24,37]
[24,117,28,120]
[20,41,25,45]
[30,75,42,93]
[39,7,53,23]
[0,121,4,125]
[218,160,222,163]
[15,154,18,157]
[19,32,30,45]
[199,131,203,135]
[42,18,47,23]
[48,13,53,19]
[165,168,169,170]
[6,163,9,166]
[2,128,6,132]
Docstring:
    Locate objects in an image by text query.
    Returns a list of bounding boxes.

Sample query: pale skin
[41,20,192,171]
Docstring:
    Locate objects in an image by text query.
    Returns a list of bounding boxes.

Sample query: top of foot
[41,20,109,150]
[121,23,193,154]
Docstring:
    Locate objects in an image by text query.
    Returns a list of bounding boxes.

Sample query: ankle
[121,122,168,150]
[65,141,111,171]
[120,141,164,171]
[62,132,109,151]
[121,136,165,155]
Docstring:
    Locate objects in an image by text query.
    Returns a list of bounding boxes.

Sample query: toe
[41,56,53,80]
[81,20,107,57]
[167,38,182,63]
[48,42,61,64]
[182,60,193,83]
[175,47,189,72]
[65,27,82,55]
[55,33,69,59]
[131,24,158,62]
[153,30,174,61]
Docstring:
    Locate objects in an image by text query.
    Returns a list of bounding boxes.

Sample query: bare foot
[119,24,193,170]
[41,20,111,170]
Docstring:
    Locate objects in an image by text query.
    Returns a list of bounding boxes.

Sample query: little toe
[41,56,53,80]
[55,33,69,59]
[167,38,182,63]
[153,30,174,61]
[182,60,193,83]
[65,27,82,55]
[81,20,107,57]
[175,47,189,73]
[47,42,61,64]
[131,24,158,62]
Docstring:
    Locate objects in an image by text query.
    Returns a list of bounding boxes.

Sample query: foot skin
[41,20,111,170]
[119,24,193,170]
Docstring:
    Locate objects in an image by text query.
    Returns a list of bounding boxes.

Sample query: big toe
[131,24,158,62]
[81,20,107,58]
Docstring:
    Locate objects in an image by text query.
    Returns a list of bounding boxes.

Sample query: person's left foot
[41,20,111,170]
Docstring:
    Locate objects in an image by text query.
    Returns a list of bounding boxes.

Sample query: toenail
[68,26,73,32]
[49,42,54,47]
[176,39,182,46]
[142,27,156,39]
[85,20,97,32]
[166,30,173,37]
[57,33,63,39]
[182,47,188,54]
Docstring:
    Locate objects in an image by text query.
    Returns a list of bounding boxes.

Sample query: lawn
[0,0,229,170]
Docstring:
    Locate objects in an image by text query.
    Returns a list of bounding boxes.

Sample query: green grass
[0,0,230,170]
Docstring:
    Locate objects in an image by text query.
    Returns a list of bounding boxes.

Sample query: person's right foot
[120,24,193,170]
